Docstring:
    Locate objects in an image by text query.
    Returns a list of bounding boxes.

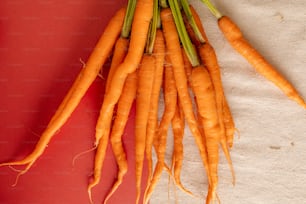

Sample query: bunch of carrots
[1,0,306,203]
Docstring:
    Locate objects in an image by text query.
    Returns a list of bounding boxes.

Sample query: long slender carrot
[219,16,306,109]
[87,2,137,201]
[94,0,153,147]
[161,6,210,189]
[198,44,235,185]
[184,3,235,182]
[190,66,221,204]
[144,29,165,196]
[200,0,306,109]
[103,71,137,204]
[0,7,126,178]
[135,54,156,204]
[144,54,177,204]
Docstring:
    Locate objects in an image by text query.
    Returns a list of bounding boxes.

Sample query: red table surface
[0,1,148,203]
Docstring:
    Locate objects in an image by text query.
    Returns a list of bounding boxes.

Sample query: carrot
[218,16,306,108]
[198,44,235,185]
[105,0,137,93]
[0,7,126,179]
[105,37,129,93]
[190,66,222,204]
[87,129,110,204]
[171,99,195,196]
[135,54,156,204]
[223,100,236,148]
[161,6,210,189]
[144,29,165,195]
[144,54,177,204]
[184,3,235,182]
[186,3,236,149]
[181,47,193,84]
[103,71,137,204]
[200,0,306,108]
[94,0,153,147]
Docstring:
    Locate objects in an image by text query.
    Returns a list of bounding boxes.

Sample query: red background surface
[0,1,147,203]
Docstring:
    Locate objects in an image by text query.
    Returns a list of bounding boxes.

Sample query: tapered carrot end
[103,172,126,204]
[87,185,94,204]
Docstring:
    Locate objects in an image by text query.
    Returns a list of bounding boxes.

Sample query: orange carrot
[218,15,306,109]
[105,37,129,93]
[105,0,136,93]
[223,100,235,148]
[0,7,126,178]
[184,5,235,181]
[135,55,156,204]
[144,29,165,195]
[88,2,153,203]
[198,44,235,185]
[144,54,177,204]
[161,7,210,187]
[181,47,193,84]
[190,66,221,204]
[171,99,195,196]
[94,0,153,147]
[103,71,137,204]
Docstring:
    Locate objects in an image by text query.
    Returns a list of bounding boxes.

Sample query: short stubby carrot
[190,66,222,203]
[218,16,306,109]
[0,7,127,177]
[103,71,137,204]
[135,54,156,204]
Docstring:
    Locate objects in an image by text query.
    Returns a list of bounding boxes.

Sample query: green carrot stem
[199,0,222,19]
[181,0,205,43]
[169,0,200,67]
[146,0,160,54]
[121,0,137,38]
[160,0,169,8]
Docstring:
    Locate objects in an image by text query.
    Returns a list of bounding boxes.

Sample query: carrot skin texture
[103,71,137,204]
[135,55,156,204]
[94,0,153,147]
[144,55,177,204]
[187,5,236,148]
[218,16,306,109]
[144,29,166,196]
[105,37,129,93]
[161,7,210,185]
[191,66,221,203]
[0,7,126,173]
[198,44,235,184]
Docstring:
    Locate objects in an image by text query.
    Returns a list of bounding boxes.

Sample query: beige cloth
[151,0,306,203]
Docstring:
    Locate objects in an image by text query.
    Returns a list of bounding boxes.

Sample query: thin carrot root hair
[72,146,97,167]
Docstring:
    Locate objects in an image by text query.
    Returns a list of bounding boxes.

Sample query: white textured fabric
[151,1,306,203]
